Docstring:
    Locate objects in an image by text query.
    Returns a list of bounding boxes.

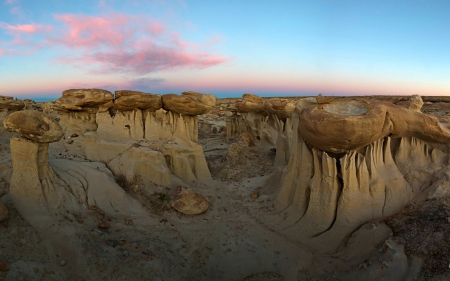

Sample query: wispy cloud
[5,0,18,5]
[0,11,228,74]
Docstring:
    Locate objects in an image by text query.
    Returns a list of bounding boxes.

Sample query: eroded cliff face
[265,97,450,253]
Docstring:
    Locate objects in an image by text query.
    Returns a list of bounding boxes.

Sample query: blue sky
[0,0,449,100]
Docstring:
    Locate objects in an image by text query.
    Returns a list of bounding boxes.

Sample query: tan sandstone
[4,110,63,143]
[114,90,162,111]
[171,187,209,215]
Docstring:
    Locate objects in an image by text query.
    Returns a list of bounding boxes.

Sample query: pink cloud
[47,12,227,74]
[0,12,228,75]
[5,0,17,4]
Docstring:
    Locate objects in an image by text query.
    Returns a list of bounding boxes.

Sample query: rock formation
[265,95,450,253]
[161,91,216,115]
[406,94,424,112]
[52,89,213,188]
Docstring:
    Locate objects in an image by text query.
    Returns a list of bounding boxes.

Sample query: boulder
[263,99,295,119]
[235,94,267,114]
[161,94,213,115]
[0,96,25,111]
[171,188,209,215]
[181,91,217,107]
[114,90,162,111]
[0,200,8,222]
[53,89,114,112]
[3,110,63,143]
[406,94,424,112]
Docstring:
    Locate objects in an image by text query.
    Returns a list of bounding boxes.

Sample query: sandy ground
[1,96,450,280]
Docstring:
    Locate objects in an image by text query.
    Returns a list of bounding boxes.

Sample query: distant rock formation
[162,91,216,115]
[265,96,450,253]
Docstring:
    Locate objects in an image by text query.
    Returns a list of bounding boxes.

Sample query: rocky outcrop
[114,90,162,111]
[0,96,25,112]
[265,95,450,253]
[52,89,214,187]
[4,110,63,142]
[171,187,209,215]
[235,94,267,115]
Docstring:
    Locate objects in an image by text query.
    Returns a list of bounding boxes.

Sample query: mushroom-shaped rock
[0,96,25,111]
[114,90,162,111]
[235,93,267,114]
[0,201,8,222]
[263,99,295,119]
[161,94,214,115]
[171,187,209,215]
[299,99,450,153]
[53,89,114,112]
[3,110,63,142]
[406,94,424,112]
[182,91,217,107]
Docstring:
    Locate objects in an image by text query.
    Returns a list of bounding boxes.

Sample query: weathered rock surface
[53,89,114,112]
[265,95,450,253]
[299,99,450,153]
[0,96,25,111]
[235,94,267,114]
[0,200,8,221]
[114,90,162,111]
[4,110,63,143]
[263,99,295,120]
[406,94,424,112]
[171,187,209,215]
[162,93,215,115]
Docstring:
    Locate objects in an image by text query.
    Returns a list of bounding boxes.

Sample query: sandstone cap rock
[181,91,217,107]
[53,89,114,112]
[171,187,209,215]
[161,94,214,115]
[114,90,162,111]
[263,99,295,119]
[235,93,267,114]
[0,96,25,111]
[3,110,63,143]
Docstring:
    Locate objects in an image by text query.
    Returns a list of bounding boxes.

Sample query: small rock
[122,251,129,257]
[97,220,110,229]
[171,188,209,215]
[124,219,133,225]
[131,243,138,248]
[60,260,66,266]
[0,261,9,271]
[251,191,260,199]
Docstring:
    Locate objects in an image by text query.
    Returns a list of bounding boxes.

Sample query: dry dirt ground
[1,96,450,281]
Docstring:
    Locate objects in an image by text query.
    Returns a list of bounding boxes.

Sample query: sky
[0,0,449,100]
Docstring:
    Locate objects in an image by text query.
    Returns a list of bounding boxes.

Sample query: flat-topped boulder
[114,90,162,111]
[0,96,25,111]
[235,93,267,114]
[53,89,114,112]
[161,93,216,115]
[3,110,63,143]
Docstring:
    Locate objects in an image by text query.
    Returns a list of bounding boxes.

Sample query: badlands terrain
[1,90,450,281]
